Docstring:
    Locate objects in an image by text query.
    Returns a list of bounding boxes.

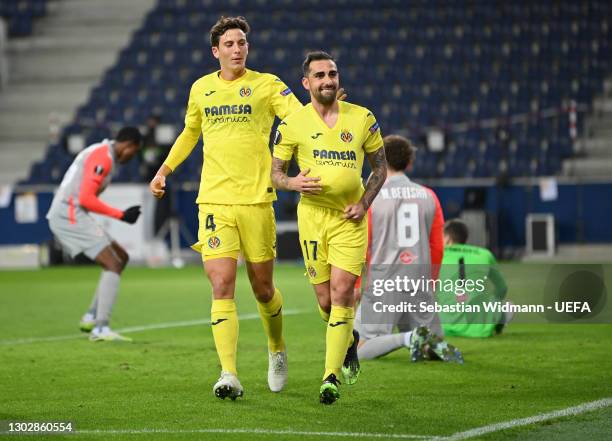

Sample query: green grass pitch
[1,264,611,440]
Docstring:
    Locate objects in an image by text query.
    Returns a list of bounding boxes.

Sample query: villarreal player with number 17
[271,51,387,404]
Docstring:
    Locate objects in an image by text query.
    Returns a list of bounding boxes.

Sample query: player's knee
[209,274,235,298]
[318,297,332,313]
[250,277,274,302]
[331,280,354,300]
[103,260,123,274]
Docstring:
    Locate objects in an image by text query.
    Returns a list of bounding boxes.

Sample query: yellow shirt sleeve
[184,82,202,129]
[362,110,384,153]
[163,125,201,171]
[272,121,297,161]
[268,76,303,120]
[163,81,203,171]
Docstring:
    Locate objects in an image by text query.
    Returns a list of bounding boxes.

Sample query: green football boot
[341,329,361,385]
[319,373,341,405]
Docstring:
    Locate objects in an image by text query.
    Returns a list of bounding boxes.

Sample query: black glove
[121,205,141,224]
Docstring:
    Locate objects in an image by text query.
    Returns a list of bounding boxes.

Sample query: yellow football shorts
[297,203,367,284]
[192,203,276,262]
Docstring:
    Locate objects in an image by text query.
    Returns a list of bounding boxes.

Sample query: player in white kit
[46,127,142,341]
[355,135,463,362]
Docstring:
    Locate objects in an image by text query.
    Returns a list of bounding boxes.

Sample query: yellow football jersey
[175,69,302,205]
[273,101,383,212]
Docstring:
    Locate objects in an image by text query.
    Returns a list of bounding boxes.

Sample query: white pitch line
[442,397,612,440]
[58,428,437,439]
[0,309,306,345]
[2,399,610,440]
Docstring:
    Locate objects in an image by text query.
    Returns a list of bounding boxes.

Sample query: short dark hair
[115,126,142,146]
[302,51,335,76]
[209,16,250,47]
[444,219,469,244]
[383,135,416,171]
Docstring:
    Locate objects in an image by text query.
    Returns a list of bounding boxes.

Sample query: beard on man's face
[312,85,337,105]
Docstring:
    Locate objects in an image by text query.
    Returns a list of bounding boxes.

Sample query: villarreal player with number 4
[149,16,307,401]
[271,51,387,404]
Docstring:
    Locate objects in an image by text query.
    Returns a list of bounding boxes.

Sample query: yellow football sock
[211,299,239,375]
[323,305,355,380]
[318,304,330,322]
[319,304,354,345]
[256,288,285,352]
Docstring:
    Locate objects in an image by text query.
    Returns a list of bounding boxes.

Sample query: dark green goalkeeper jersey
[436,244,508,338]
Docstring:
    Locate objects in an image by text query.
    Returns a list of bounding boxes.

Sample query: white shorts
[48,212,112,260]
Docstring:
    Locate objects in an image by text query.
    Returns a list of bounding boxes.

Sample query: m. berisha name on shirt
[379,186,429,200]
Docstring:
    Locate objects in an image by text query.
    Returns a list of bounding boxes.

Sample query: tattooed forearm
[360,147,387,210]
[271,157,292,190]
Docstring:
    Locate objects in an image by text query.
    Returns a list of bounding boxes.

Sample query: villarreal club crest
[340,129,353,143]
[208,236,221,249]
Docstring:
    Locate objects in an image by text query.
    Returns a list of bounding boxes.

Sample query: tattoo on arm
[271,157,291,190]
[361,147,387,210]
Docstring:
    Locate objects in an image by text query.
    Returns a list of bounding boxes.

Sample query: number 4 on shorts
[206,214,216,231]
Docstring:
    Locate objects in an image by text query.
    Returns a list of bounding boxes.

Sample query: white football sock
[95,271,120,327]
[357,333,405,360]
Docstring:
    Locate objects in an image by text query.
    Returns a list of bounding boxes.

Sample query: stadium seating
[22,0,611,187]
[0,0,48,37]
